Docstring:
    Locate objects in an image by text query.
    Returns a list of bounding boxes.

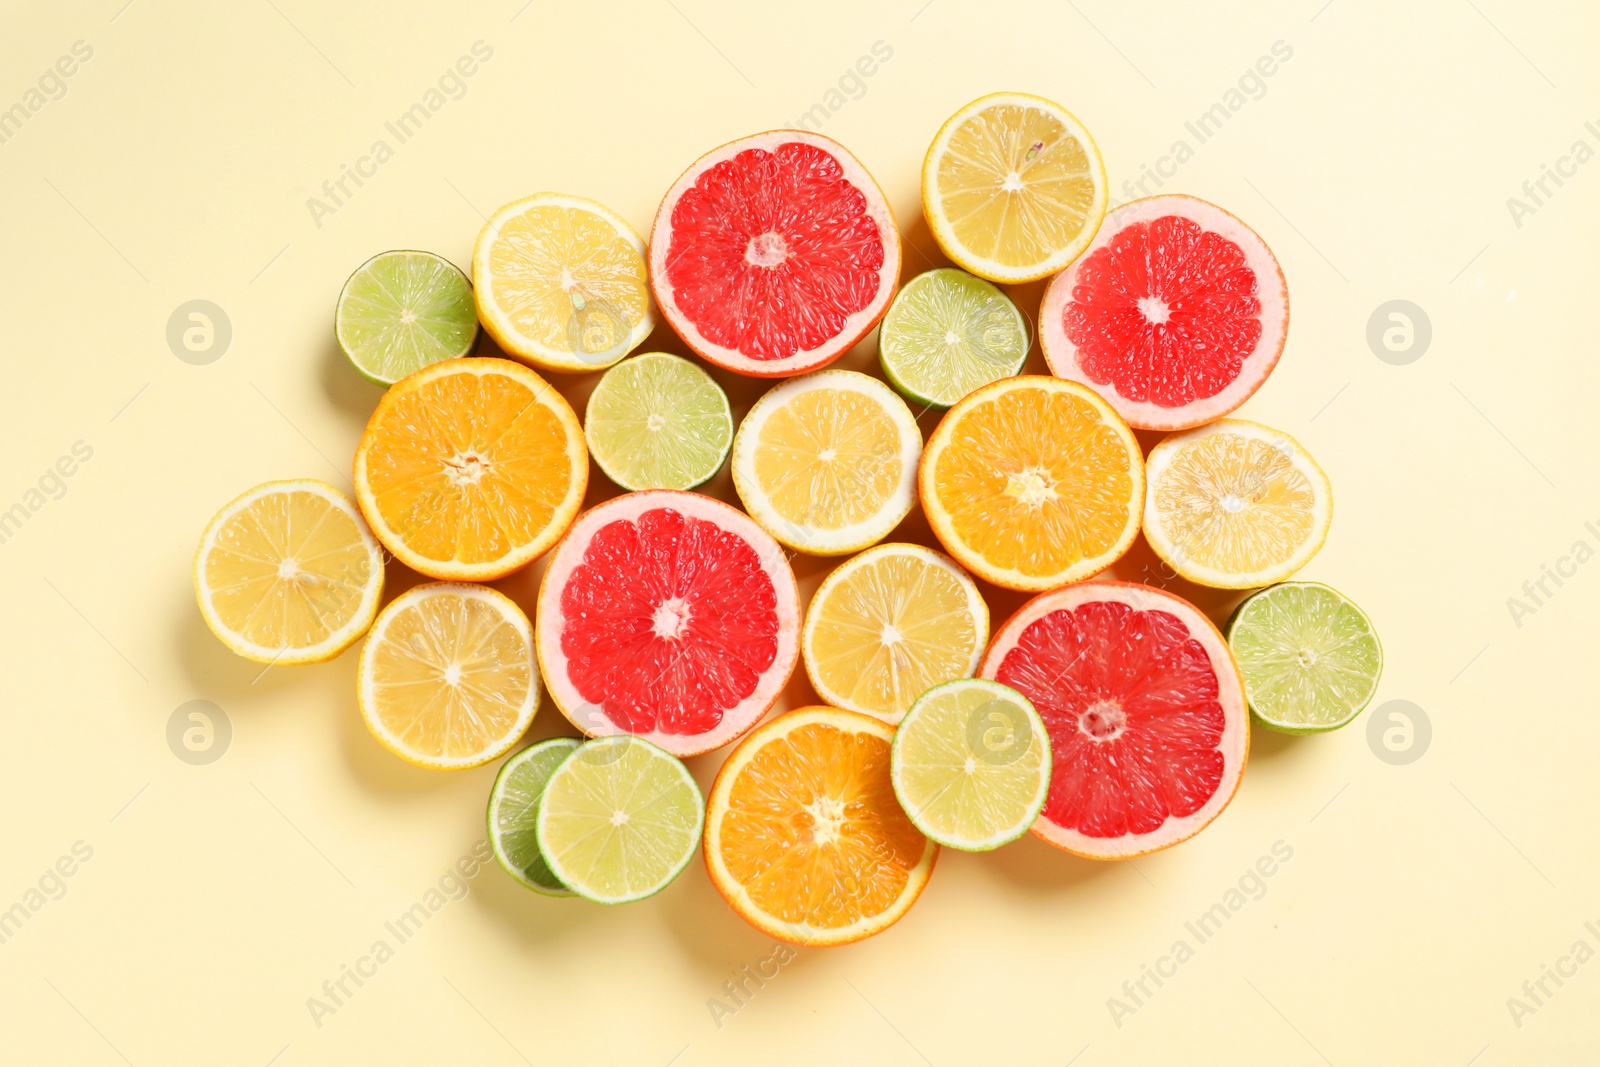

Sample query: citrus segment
[802,543,988,724]
[352,357,587,581]
[731,370,921,555]
[922,92,1106,283]
[1227,582,1381,733]
[704,707,937,945]
[1040,195,1288,430]
[336,250,479,385]
[193,479,384,665]
[919,376,1143,591]
[584,352,732,491]
[1143,419,1331,589]
[473,193,654,372]
[536,490,800,757]
[650,130,900,377]
[878,267,1029,408]
[488,738,581,895]
[357,583,538,769]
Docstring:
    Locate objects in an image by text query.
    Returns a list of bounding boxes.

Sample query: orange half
[919,375,1143,591]
[704,706,937,946]
[353,357,587,580]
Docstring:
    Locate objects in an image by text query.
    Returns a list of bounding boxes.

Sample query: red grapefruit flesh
[1039,195,1287,431]
[536,490,800,757]
[650,130,901,378]
[978,580,1248,858]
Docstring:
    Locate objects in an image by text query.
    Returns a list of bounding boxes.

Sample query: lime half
[584,353,733,490]
[336,250,479,385]
[535,736,704,904]
[890,679,1050,851]
[1226,582,1382,734]
[878,267,1029,408]
[487,738,580,896]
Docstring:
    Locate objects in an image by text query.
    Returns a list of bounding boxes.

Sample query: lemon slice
[803,543,988,724]
[357,583,538,769]
[731,370,921,555]
[1143,419,1332,589]
[584,352,733,490]
[472,193,655,373]
[891,679,1051,851]
[922,92,1107,283]
[193,479,384,665]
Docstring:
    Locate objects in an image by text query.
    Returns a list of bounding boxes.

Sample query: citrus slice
[1143,419,1331,589]
[1040,194,1288,431]
[731,370,921,555]
[487,737,580,895]
[802,543,988,724]
[1226,582,1382,734]
[536,736,704,905]
[922,92,1107,284]
[584,352,732,491]
[890,679,1050,851]
[193,479,384,665]
[704,706,937,945]
[536,490,800,757]
[352,357,587,581]
[473,193,654,373]
[878,267,1029,408]
[919,376,1143,591]
[650,130,901,378]
[357,583,539,769]
[335,250,479,385]
[980,580,1249,859]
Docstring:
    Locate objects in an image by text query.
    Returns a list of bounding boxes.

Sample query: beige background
[3,0,1597,1063]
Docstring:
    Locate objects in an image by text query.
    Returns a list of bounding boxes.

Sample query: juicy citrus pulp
[704,707,937,945]
[1143,419,1331,589]
[922,92,1106,283]
[919,376,1143,591]
[536,490,800,757]
[488,738,581,895]
[357,583,538,769]
[584,352,732,491]
[193,479,384,665]
[473,193,654,372]
[890,679,1050,851]
[802,543,988,723]
[352,357,587,581]
[1227,582,1381,733]
[878,267,1029,408]
[536,736,704,904]
[732,370,921,555]
[336,250,479,385]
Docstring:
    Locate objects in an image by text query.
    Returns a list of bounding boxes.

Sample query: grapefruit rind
[979,580,1249,860]
[1039,194,1289,432]
[535,489,801,758]
[649,130,902,378]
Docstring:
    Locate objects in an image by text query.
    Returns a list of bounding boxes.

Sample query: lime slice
[584,353,732,490]
[1226,582,1382,734]
[336,250,479,385]
[535,736,704,904]
[878,267,1029,408]
[890,679,1050,851]
[487,738,581,896]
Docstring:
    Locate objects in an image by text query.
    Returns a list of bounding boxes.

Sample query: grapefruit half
[649,130,901,378]
[536,490,800,757]
[1040,195,1288,431]
[979,580,1248,859]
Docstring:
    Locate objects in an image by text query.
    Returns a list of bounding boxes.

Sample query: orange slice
[353,357,587,581]
[704,706,937,946]
[919,376,1143,591]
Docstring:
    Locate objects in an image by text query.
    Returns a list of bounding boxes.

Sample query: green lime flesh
[584,352,733,490]
[1226,582,1383,734]
[336,250,479,385]
[878,267,1029,408]
[487,738,581,895]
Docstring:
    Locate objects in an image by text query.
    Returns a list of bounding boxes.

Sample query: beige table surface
[3,1,1597,1064]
